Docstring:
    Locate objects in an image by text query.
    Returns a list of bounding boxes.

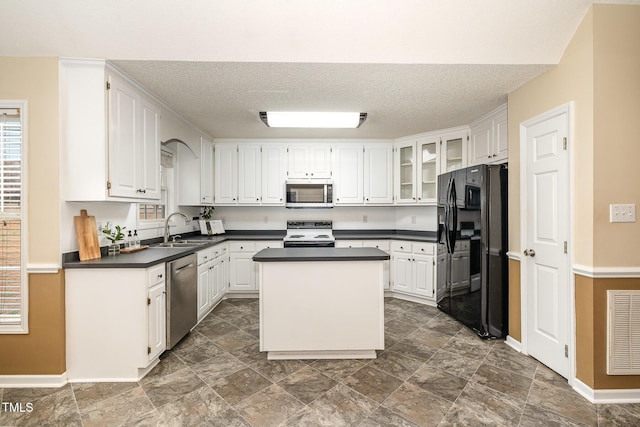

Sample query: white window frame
[137,148,175,231]
[0,100,28,334]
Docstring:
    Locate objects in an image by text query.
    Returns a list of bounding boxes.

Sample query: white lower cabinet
[65,264,167,381]
[335,239,391,289]
[197,244,228,322]
[229,241,283,292]
[391,241,436,301]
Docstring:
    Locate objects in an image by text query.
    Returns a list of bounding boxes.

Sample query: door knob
[524,249,536,257]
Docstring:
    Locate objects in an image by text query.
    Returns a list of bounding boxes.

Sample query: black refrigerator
[436,164,508,339]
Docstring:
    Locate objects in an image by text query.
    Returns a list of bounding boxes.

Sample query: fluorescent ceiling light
[260,111,367,128]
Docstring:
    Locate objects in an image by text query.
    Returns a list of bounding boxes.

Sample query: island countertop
[253,247,390,262]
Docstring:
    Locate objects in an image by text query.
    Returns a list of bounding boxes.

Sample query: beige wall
[508,5,640,390]
[508,8,594,266]
[592,6,640,266]
[0,57,65,374]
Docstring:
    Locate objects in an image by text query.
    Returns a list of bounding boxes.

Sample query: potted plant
[101,222,126,255]
[199,206,215,235]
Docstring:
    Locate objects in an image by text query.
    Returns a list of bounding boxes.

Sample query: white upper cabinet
[394,140,417,204]
[106,69,162,200]
[394,126,468,205]
[469,104,508,166]
[60,59,162,202]
[178,135,214,206]
[332,144,364,204]
[238,144,262,205]
[214,143,238,204]
[261,145,287,205]
[287,144,332,179]
[439,129,468,174]
[364,143,393,204]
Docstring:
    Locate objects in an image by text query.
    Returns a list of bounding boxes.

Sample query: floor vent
[607,290,640,375]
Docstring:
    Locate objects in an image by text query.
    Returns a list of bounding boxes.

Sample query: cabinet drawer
[211,244,228,259]
[412,243,435,255]
[455,240,470,252]
[363,240,390,251]
[197,247,214,264]
[147,264,166,286]
[391,241,412,253]
[229,241,256,252]
[255,241,283,251]
[335,240,363,248]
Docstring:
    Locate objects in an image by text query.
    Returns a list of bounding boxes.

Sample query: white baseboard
[505,335,522,352]
[573,377,640,403]
[0,373,67,388]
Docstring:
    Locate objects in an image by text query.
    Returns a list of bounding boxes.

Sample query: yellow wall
[508,5,640,390]
[0,57,65,374]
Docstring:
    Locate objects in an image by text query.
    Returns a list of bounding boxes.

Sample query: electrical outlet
[263,216,269,224]
[411,215,417,225]
[221,216,226,224]
[610,204,636,223]
[362,215,368,223]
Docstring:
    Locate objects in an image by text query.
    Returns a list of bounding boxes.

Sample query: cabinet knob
[280,198,283,201]
[305,173,309,176]
[366,198,369,201]
[233,198,236,201]
[311,173,314,176]
[157,274,163,279]
[412,197,415,200]
[256,198,259,201]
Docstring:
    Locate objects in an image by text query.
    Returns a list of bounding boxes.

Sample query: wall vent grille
[607,290,640,375]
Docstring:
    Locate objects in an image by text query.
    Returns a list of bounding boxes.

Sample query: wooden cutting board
[74,209,101,261]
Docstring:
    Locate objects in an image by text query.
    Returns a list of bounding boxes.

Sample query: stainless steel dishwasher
[166,254,197,349]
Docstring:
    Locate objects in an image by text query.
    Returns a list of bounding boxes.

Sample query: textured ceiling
[111,61,551,138]
[2,0,639,138]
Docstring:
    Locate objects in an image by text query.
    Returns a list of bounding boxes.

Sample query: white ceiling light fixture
[259,111,367,128]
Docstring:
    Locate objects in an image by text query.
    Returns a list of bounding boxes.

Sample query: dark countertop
[62,229,433,269]
[333,229,437,242]
[253,247,390,262]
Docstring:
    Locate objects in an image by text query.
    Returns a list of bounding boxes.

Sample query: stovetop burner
[283,220,335,247]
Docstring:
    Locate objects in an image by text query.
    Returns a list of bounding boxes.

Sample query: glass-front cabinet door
[418,139,438,203]
[395,141,416,203]
[440,131,467,174]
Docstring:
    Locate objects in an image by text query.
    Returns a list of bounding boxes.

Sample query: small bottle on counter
[126,230,133,249]
[133,230,140,248]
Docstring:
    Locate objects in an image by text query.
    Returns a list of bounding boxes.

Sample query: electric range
[282,220,335,248]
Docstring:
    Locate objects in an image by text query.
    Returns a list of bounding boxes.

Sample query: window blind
[0,109,23,327]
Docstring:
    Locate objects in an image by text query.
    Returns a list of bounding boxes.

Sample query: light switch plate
[610,204,636,223]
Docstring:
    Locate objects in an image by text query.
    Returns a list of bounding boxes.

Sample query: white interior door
[522,108,570,378]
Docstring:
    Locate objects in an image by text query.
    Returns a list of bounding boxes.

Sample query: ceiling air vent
[607,290,640,375]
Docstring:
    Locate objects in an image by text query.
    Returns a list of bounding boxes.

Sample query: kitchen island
[253,247,390,360]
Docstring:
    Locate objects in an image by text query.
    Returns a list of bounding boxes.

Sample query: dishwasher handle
[174,262,194,273]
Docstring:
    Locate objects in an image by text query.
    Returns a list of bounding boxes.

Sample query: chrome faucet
[164,212,191,243]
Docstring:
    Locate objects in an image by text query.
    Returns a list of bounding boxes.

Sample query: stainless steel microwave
[285,180,333,208]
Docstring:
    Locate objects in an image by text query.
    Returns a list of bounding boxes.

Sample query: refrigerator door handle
[450,179,458,252]
[444,177,453,253]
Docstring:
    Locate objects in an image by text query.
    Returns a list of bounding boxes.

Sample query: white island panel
[258,260,384,359]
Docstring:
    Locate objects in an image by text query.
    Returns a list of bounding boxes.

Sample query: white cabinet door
[210,258,222,305]
[333,145,363,204]
[469,119,492,166]
[393,254,413,293]
[108,72,138,198]
[238,144,262,204]
[229,253,255,291]
[200,137,214,204]
[394,141,416,204]
[215,144,238,204]
[147,281,166,361]
[439,130,467,174]
[107,72,161,200]
[494,109,508,162]
[261,145,286,205]
[417,138,438,204]
[413,254,435,298]
[364,143,393,204]
[287,145,332,179]
[310,146,332,178]
[140,98,161,200]
[197,262,211,321]
[287,145,309,179]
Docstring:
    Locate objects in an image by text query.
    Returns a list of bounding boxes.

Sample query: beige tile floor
[1,297,639,426]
